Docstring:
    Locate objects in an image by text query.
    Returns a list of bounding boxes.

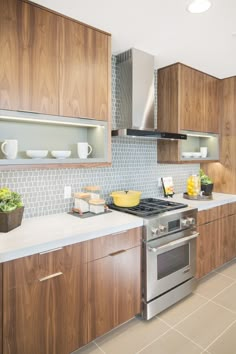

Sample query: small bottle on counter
[89,199,105,214]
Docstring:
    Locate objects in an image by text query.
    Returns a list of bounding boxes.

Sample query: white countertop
[1,192,236,263]
[164,192,236,211]
[0,211,143,263]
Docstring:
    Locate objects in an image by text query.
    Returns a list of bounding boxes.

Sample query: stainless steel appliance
[112,48,187,141]
[108,198,198,320]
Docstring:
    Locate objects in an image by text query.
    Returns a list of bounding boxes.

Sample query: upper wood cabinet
[0,0,59,115]
[59,18,110,120]
[158,63,219,134]
[0,0,111,121]
[157,63,220,164]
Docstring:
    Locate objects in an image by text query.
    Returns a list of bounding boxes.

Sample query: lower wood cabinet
[2,243,88,354]
[87,228,142,341]
[196,220,221,278]
[0,227,142,354]
[196,203,236,279]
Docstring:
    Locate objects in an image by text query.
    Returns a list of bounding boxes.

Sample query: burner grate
[107,198,188,217]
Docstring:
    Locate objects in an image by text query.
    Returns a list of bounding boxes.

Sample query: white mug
[1,139,18,159]
[77,142,92,159]
[200,147,208,158]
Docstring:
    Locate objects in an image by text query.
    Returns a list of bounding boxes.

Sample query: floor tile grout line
[194,278,236,303]
[166,299,212,328]
[207,280,236,301]
[203,319,236,352]
[135,326,173,354]
[209,298,236,315]
[213,271,236,281]
[173,327,205,351]
[93,341,106,354]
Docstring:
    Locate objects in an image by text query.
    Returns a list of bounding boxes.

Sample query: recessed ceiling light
[186,0,212,14]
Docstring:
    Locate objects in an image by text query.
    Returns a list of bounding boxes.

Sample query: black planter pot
[201,183,214,196]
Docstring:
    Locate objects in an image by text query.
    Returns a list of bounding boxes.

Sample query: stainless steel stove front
[142,207,198,320]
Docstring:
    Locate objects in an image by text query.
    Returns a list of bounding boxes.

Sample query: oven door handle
[148,232,199,253]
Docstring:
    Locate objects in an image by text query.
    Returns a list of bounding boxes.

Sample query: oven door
[144,230,199,302]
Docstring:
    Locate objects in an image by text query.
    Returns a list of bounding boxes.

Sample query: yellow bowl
[110,190,142,207]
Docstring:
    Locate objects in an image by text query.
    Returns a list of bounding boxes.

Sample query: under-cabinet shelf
[0,109,110,168]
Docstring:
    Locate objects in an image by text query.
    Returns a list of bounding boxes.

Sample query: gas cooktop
[107,198,188,217]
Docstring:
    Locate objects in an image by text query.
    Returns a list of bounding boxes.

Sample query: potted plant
[199,169,214,196]
[0,187,24,232]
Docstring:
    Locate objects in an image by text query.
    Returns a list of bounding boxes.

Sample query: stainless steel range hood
[112,48,186,141]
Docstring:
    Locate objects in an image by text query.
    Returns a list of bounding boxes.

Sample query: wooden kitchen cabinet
[0,0,111,121]
[59,17,110,120]
[87,228,142,341]
[196,219,221,278]
[2,242,88,354]
[196,203,236,279]
[0,0,59,115]
[157,63,220,163]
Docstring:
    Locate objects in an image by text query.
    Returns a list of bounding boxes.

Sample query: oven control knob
[187,217,195,225]
[151,227,159,236]
[158,225,166,233]
[181,218,189,227]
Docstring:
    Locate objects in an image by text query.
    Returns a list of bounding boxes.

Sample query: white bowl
[182,152,193,158]
[26,150,48,159]
[51,150,71,159]
[192,152,202,158]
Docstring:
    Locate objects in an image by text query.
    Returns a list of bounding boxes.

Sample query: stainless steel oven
[142,207,198,320]
[107,198,198,320]
[145,229,198,301]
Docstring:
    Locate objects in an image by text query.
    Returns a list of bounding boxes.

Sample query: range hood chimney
[112,48,186,140]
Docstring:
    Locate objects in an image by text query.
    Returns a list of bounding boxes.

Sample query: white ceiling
[32,0,236,78]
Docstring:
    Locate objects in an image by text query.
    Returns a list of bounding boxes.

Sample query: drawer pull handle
[111,230,127,236]
[39,272,63,282]
[109,250,126,257]
[39,247,63,255]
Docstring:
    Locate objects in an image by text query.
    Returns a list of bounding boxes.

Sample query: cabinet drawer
[198,207,219,225]
[87,227,142,262]
[3,241,87,289]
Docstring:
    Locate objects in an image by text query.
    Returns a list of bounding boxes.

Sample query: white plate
[26,150,48,159]
[182,152,193,158]
[192,152,202,158]
[51,150,71,159]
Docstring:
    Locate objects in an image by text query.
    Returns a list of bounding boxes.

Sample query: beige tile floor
[74,259,236,354]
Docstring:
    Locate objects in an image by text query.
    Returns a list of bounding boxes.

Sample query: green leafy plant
[199,169,213,185]
[0,187,23,212]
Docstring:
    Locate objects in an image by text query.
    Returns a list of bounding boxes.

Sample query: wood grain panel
[59,17,109,120]
[157,140,180,163]
[3,253,88,354]
[197,207,219,225]
[219,214,236,265]
[88,245,141,341]
[179,64,205,132]
[19,1,59,114]
[157,63,179,133]
[205,75,220,133]
[0,0,21,110]
[87,227,142,262]
[201,77,236,193]
[196,220,220,278]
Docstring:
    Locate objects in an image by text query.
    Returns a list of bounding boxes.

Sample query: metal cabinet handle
[39,272,63,282]
[109,249,126,257]
[39,247,63,255]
